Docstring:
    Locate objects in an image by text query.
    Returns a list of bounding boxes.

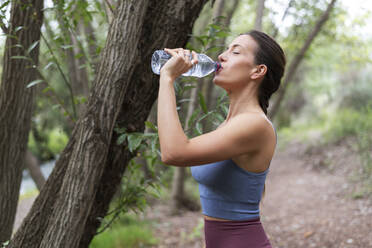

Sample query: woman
[157,30,286,248]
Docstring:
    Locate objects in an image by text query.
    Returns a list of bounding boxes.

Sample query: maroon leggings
[204,218,272,248]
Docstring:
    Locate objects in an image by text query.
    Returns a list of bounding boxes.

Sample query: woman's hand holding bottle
[159,48,199,80]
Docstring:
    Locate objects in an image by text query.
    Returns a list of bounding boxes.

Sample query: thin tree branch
[269,0,338,119]
[104,0,114,16]
[272,0,294,38]
[254,0,265,31]
[40,32,77,119]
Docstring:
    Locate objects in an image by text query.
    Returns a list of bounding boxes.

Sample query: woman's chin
[212,76,222,86]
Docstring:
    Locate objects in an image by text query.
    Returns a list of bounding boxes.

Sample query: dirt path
[261,141,372,248]
[146,140,372,247]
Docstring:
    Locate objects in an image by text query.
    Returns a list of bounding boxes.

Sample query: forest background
[0,0,371,247]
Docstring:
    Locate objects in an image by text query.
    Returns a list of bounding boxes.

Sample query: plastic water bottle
[151,50,221,78]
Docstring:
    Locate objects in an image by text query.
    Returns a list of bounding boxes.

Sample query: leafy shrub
[325,107,372,187]
[90,216,158,248]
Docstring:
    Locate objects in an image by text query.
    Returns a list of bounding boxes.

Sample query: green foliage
[47,128,69,155]
[324,108,372,143]
[28,125,68,161]
[1,240,9,248]
[90,215,158,248]
[324,107,372,188]
[104,127,165,230]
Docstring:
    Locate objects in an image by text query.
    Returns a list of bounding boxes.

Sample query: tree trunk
[269,0,337,119]
[254,0,265,31]
[9,1,208,247]
[0,0,43,243]
[25,150,46,191]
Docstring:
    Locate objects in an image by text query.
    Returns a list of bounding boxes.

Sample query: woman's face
[213,35,258,89]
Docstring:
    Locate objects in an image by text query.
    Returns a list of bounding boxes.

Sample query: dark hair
[243,30,286,115]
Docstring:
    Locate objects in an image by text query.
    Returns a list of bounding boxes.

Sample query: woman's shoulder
[231,112,273,129]
[219,112,275,143]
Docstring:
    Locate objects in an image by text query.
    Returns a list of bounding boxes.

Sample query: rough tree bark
[9,0,208,247]
[0,0,43,243]
[254,0,266,31]
[269,0,337,119]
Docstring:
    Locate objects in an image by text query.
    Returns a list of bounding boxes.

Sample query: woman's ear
[251,64,267,80]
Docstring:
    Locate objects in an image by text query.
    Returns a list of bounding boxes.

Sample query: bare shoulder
[225,112,273,135]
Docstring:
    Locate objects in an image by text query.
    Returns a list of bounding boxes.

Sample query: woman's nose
[218,52,226,62]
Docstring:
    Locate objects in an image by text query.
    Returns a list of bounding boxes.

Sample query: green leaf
[195,122,203,135]
[216,31,230,38]
[213,112,225,123]
[44,62,54,70]
[117,133,127,145]
[206,46,221,54]
[11,55,31,61]
[75,53,84,59]
[10,44,23,49]
[198,92,208,114]
[127,133,143,153]
[114,127,126,134]
[145,121,157,132]
[2,240,9,247]
[14,26,23,32]
[42,86,51,93]
[60,44,74,50]
[0,1,10,10]
[3,34,17,39]
[27,40,39,54]
[26,79,44,88]
[187,108,200,129]
[209,24,221,30]
[220,104,229,116]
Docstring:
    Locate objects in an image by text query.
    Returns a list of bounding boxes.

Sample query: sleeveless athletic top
[191,117,276,221]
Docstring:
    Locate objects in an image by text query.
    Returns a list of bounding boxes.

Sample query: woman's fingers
[191,51,198,65]
[164,48,179,57]
[184,50,191,63]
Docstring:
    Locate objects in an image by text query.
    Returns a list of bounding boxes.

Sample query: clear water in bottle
[151,50,220,78]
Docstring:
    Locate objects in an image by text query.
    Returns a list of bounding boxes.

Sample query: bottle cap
[215,62,221,72]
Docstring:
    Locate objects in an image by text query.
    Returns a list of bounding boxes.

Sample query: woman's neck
[225,84,262,122]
